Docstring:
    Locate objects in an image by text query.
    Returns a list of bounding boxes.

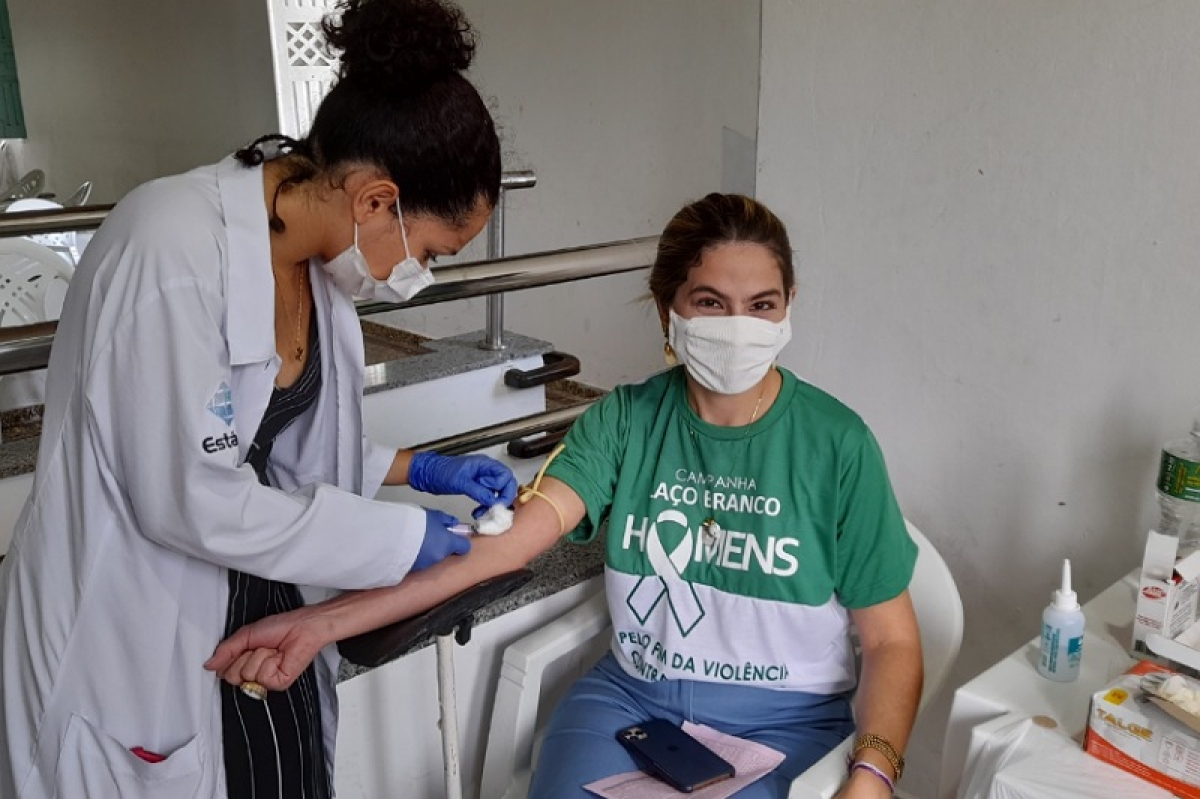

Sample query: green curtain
[0,0,25,139]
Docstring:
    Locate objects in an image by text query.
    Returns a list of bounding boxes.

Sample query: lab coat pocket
[52,714,205,799]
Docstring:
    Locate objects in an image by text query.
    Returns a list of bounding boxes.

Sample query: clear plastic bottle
[1157,418,1200,549]
[1038,559,1084,682]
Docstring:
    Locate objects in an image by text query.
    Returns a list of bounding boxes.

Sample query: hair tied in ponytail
[234,134,313,168]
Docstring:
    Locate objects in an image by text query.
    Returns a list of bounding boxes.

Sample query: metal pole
[481,170,538,352]
[483,194,506,351]
[436,634,464,799]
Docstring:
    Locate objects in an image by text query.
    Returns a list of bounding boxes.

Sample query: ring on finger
[240,681,267,701]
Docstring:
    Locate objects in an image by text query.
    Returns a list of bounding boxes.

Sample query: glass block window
[268,0,340,137]
[287,21,334,69]
[0,0,25,138]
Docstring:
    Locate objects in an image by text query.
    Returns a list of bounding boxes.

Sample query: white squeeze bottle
[1037,558,1085,682]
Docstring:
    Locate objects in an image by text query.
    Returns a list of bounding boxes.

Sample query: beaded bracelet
[849,760,895,794]
[850,732,904,780]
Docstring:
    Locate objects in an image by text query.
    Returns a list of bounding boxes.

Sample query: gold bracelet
[850,733,904,781]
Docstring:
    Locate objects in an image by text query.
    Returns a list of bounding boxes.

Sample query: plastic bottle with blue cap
[1038,558,1085,682]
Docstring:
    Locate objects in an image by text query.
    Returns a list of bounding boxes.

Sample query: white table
[956,714,1170,799]
[938,571,1141,799]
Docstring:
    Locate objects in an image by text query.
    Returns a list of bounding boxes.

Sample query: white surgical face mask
[319,198,435,302]
[668,307,792,395]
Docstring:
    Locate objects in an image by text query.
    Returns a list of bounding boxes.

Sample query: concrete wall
[378,0,763,389]
[757,2,1200,795]
[7,0,276,203]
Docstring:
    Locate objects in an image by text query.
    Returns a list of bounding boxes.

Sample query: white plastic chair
[0,237,74,415]
[6,198,81,268]
[0,237,73,327]
[479,520,964,799]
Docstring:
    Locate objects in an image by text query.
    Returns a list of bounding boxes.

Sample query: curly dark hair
[237,0,499,230]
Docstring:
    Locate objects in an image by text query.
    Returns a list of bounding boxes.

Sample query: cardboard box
[1133,530,1200,670]
[1085,660,1200,798]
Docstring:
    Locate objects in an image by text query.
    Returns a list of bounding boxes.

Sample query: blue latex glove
[414,509,471,572]
[408,452,519,517]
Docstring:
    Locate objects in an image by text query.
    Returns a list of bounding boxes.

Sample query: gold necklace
[748,369,773,424]
[685,368,774,427]
[275,265,307,361]
[698,371,773,544]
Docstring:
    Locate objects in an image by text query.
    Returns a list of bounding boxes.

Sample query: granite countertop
[360,323,558,394]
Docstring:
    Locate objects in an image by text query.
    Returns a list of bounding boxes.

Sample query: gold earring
[663,341,678,367]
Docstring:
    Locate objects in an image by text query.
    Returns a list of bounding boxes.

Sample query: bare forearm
[853,639,923,753]
[299,533,546,643]
[382,449,416,486]
[835,642,922,798]
[840,592,923,797]
[294,479,580,646]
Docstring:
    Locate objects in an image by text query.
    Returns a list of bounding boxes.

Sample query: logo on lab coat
[206,381,234,426]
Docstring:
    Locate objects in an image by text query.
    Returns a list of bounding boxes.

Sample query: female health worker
[0,1,513,797]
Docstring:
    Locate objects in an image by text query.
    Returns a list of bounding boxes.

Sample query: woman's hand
[204,606,330,693]
[414,508,471,570]
[407,451,518,514]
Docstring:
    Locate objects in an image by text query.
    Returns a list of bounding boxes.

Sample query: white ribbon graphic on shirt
[625,508,706,636]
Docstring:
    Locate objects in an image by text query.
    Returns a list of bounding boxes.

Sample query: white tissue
[473,503,514,536]
[1153,674,1200,717]
[1161,675,1191,702]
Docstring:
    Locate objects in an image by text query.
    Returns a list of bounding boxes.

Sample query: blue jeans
[528,653,854,799]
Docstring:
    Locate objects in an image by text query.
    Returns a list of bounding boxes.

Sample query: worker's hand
[204,607,328,694]
[407,452,518,515]
[414,508,471,571]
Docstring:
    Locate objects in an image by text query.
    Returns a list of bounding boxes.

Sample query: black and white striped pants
[221,571,331,799]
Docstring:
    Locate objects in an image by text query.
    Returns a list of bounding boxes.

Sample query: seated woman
[206,193,922,799]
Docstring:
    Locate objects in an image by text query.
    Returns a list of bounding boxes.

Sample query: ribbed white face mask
[319,198,435,302]
[668,308,792,395]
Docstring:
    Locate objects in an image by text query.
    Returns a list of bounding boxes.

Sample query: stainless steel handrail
[0,204,113,236]
[0,323,58,377]
[0,171,539,239]
[415,402,594,456]
[0,236,658,376]
[355,236,657,314]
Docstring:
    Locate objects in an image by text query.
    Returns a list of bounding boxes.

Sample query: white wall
[8,0,276,203]
[758,1,1200,795]
[379,0,763,389]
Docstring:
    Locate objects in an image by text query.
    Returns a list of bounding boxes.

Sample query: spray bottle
[1037,558,1085,682]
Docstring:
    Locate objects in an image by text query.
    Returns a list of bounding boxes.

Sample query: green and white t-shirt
[546,367,915,694]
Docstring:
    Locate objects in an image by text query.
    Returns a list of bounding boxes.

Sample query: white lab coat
[0,157,426,798]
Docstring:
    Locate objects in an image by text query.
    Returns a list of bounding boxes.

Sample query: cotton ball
[473,503,514,536]
[1161,676,1191,702]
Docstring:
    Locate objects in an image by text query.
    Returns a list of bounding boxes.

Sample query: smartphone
[616,719,735,793]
